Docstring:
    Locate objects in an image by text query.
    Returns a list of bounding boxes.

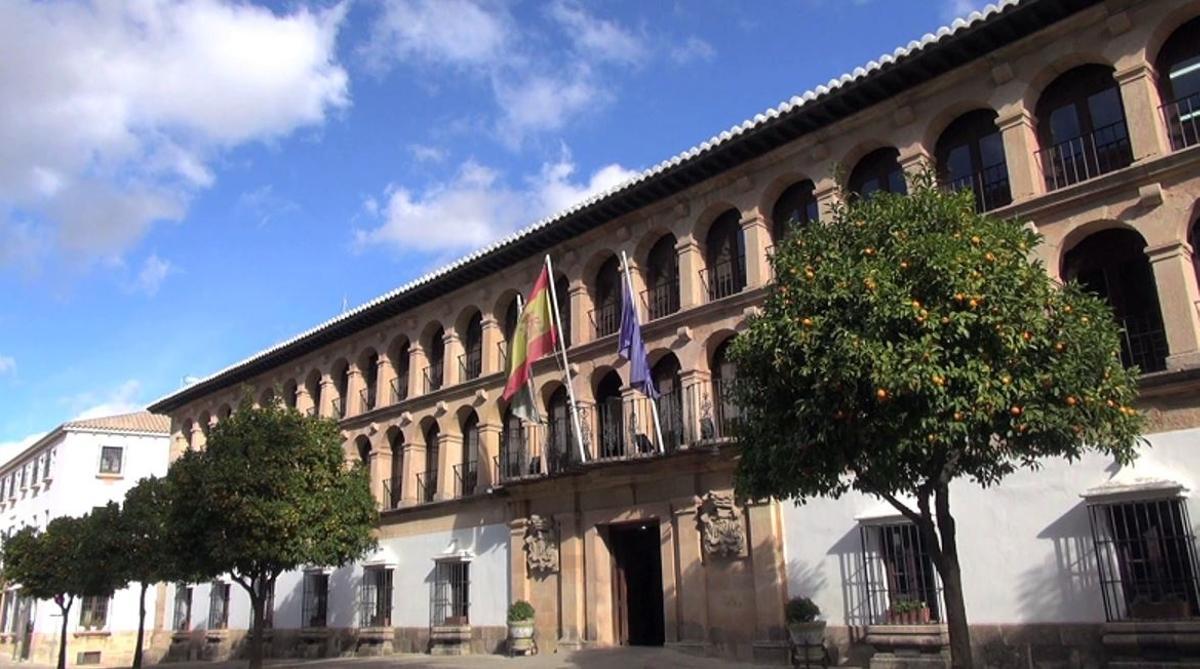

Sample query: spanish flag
[502,265,558,421]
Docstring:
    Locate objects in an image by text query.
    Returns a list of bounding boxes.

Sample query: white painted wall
[780,426,1200,626]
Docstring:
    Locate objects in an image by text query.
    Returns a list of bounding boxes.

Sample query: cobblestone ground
[0,646,773,669]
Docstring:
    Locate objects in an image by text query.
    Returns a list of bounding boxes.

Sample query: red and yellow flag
[502,266,558,404]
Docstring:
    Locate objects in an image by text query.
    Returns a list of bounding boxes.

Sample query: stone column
[584,520,613,644]
[673,497,709,645]
[188,424,206,451]
[346,366,364,417]
[369,441,393,510]
[658,507,680,644]
[478,421,502,492]
[295,385,313,416]
[746,500,789,653]
[1147,241,1200,370]
[510,515,531,604]
[481,315,503,376]
[813,179,839,223]
[442,330,462,388]
[400,442,423,505]
[996,107,1042,201]
[407,345,426,399]
[436,432,462,501]
[319,376,336,418]
[567,282,588,347]
[1115,62,1168,162]
[556,511,586,647]
[898,146,932,188]
[741,213,772,289]
[676,236,705,309]
[375,356,391,408]
[679,369,712,444]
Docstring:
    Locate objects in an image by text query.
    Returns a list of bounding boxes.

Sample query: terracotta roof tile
[63,411,170,435]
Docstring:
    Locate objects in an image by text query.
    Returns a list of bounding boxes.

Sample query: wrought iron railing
[1118,313,1169,373]
[454,461,478,498]
[332,396,345,419]
[699,257,746,302]
[423,365,443,393]
[1163,94,1200,152]
[359,385,376,413]
[640,279,680,320]
[416,470,437,503]
[390,376,407,404]
[497,341,509,373]
[943,161,1012,213]
[494,423,547,483]
[382,478,401,509]
[458,351,482,382]
[359,568,392,628]
[590,301,620,338]
[858,522,945,626]
[1036,119,1133,191]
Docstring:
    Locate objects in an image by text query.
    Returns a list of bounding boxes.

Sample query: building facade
[0,412,170,666]
[149,0,1200,665]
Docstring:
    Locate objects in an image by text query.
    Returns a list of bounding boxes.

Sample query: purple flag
[618,275,658,399]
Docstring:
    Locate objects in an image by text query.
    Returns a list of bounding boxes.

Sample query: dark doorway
[609,521,665,646]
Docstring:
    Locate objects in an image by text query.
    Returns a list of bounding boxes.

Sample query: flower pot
[508,620,535,653]
[787,620,826,647]
[886,606,931,625]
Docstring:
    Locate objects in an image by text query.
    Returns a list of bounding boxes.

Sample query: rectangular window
[78,595,109,631]
[301,572,329,628]
[860,521,943,625]
[359,567,393,628]
[173,585,192,631]
[99,447,123,475]
[29,458,38,484]
[431,561,470,626]
[208,582,230,630]
[1090,497,1200,621]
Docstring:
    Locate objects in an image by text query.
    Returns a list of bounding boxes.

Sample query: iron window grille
[700,257,747,302]
[430,561,470,627]
[360,567,393,628]
[208,582,230,630]
[99,446,123,475]
[257,581,274,629]
[859,521,944,625]
[1088,496,1200,621]
[173,585,192,631]
[78,595,108,631]
[302,571,329,628]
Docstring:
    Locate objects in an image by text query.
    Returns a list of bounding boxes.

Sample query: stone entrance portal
[608,521,665,647]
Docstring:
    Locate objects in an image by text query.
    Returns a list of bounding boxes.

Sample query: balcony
[590,301,619,338]
[640,279,680,320]
[382,478,401,509]
[496,341,509,373]
[699,258,746,302]
[1118,313,1168,374]
[416,469,437,503]
[390,376,407,404]
[359,386,377,414]
[458,350,482,382]
[1163,94,1200,152]
[423,365,443,393]
[453,461,478,498]
[943,161,1012,213]
[1036,120,1133,191]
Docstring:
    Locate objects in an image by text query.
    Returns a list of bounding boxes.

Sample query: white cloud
[0,356,14,377]
[942,0,988,20]
[549,1,647,65]
[493,69,607,141]
[0,0,350,270]
[67,379,144,421]
[670,36,716,65]
[133,253,174,296]
[409,144,449,163]
[365,0,511,69]
[237,185,301,227]
[356,150,638,255]
[0,433,42,468]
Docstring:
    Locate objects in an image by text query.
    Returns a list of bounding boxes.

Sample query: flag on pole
[618,269,658,400]
[503,266,558,421]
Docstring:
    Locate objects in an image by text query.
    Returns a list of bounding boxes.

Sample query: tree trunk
[133,582,148,669]
[934,482,972,669]
[56,599,71,669]
[248,586,264,669]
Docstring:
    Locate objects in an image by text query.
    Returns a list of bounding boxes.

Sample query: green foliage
[785,596,821,623]
[890,597,927,614]
[508,600,535,622]
[731,173,1144,503]
[165,398,378,587]
[118,477,182,584]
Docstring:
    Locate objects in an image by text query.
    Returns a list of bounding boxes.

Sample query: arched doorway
[652,354,684,452]
[421,423,440,502]
[704,210,746,301]
[596,371,625,459]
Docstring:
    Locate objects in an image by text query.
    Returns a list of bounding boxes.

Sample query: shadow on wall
[1017,500,1103,622]
[828,526,872,629]
[787,558,828,609]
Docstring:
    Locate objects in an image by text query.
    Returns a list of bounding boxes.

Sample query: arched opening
[591,255,623,338]
[555,274,572,347]
[848,147,906,198]
[460,311,484,381]
[1063,228,1168,372]
[425,327,445,392]
[387,338,410,404]
[546,386,576,472]
[386,426,403,508]
[458,412,479,497]
[645,234,680,320]
[501,296,520,370]
[499,406,529,481]
[198,411,212,441]
[936,109,1012,212]
[771,180,818,244]
[711,337,739,438]
[216,404,232,421]
[704,209,747,301]
[421,423,440,502]
[355,436,372,467]
[357,349,380,413]
[304,370,322,417]
[595,370,625,459]
[281,379,298,410]
[652,353,685,452]
[182,419,195,449]
[1157,16,1200,151]
[258,387,275,408]
[331,360,350,419]
[1035,64,1131,190]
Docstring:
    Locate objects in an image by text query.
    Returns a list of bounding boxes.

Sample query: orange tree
[729,173,1144,668]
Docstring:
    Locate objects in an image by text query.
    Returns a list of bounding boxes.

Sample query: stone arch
[216,403,232,421]
[304,369,323,413]
[281,378,298,409]
[921,98,997,153]
[1145,1,1200,74]
[837,138,895,186]
[354,435,372,466]
[1020,53,1117,117]
[692,200,744,245]
[704,328,740,372]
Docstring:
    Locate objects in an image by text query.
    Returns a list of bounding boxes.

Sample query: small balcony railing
[390,376,407,404]
[495,423,548,484]
[699,258,746,302]
[943,161,1012,213]
[332,396,345,419]
[590,301,620,338]
[1163,94,1200,152]
[423,365,443,393]
[359,385,377,413]
[454,461,478,498]
[640,279,680,320]
[497,341,509,372]
[458,350,482,382]
[1118,313,1168,374]
[1036,120,1133,191]
[416,470,437,503]
[382,478,401,509]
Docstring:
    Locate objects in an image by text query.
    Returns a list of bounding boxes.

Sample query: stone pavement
[0,646,774,669]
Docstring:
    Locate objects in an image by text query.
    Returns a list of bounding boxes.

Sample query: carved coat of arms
[524,514,560,573]
[698,492,745,558]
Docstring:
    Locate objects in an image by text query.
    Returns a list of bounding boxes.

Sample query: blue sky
[0,0,987,457]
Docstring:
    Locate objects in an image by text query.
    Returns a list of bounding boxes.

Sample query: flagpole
[544,255,588,464]
[620,251,665,455]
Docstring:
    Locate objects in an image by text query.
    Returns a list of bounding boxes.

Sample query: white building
[0,412,170,666]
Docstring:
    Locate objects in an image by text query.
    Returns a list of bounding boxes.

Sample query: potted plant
[886,597,930,625]
[785,596,825,646]
[507,600,536,654]
[1130,595,1190,620]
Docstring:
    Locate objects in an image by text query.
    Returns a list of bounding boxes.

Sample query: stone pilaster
[436,432,462,500]
[1147,242,1200,370]
[478,422,502,492]
[407,344,426,399]
[740,213,772,289]
[1115,62,1168,162]
[442,330,462,388]
[676,236,705,309]
[996,107,1041,201]
[346,367,364,417]
[481,315,503,376]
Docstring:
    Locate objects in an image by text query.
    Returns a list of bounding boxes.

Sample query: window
[173,585,192,631]
[457,413,479,498]
[1035,64,1132,190]
[498,407,532,482]
[591,256,623,337]
[652,354,686,452]
[208,582,230,630]
[1156,16,1200,151]
[595,371,625,459]
[848,148,906,198]
[425,327,445,392]
[935,109,1012,212]
[29,458,38,485]
[78,595,108,631]
[431,561,470,626]
[771,180,819,244]
[644,235,680,320]
[860,521,943,625]
[546,387,576,474]
[461,312,483,381]
[555,275,572,347]
[360,567,393,628]
[420,424,439,503]
[703,210,747,301]
[710,339,739,439]
[99,447,123,475]
[1090,497,1200,621]
[302,572,329,628]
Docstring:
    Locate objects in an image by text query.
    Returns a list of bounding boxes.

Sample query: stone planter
[430,624,471,656]
[508,620,535,655]
[787,620,827,647]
